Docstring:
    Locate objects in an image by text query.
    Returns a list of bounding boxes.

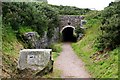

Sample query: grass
[2,25,23,57]
[0,16,2,50]
[2,25,23,78]
[0,16,2,77]
[50,43,62,60]
[18,26,34,34]
[42,43,62,78]
[42,67,62,78]
[52,52,60,60]
[72,16,118,78]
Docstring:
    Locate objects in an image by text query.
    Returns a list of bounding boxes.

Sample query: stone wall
[59,15,82,30]
[24,32,39,49]
[24,28,60,49]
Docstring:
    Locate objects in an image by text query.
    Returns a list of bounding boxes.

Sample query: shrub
[95,2,120,50]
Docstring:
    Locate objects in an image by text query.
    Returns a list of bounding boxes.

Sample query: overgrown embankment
[72,2,119,78]
[2,2,60,78]
[2,25,23,78]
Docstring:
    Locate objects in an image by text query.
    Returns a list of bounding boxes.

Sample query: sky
[47,0,115,10]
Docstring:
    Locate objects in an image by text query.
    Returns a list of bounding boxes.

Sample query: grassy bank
[2,25,23,78]
[2,24,62,78]
[72,12,118,78]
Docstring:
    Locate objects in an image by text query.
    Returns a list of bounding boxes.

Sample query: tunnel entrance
[62,27,77,42]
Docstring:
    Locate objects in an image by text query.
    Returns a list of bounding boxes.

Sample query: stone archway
[61,26,77,42]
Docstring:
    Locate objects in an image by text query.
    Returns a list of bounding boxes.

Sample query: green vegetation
[2,2,59,39]
[95,2,120,50]
[50,5,91,15]
[72,2,119,78]
[50,43,62,60]
[2,25,23,78]
[42,43,62,78]
[18,26,33,34]
[49,43,62,53]
[42,67,62,78]
[0,15,2,49]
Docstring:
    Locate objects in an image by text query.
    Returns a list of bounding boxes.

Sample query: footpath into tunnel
[59,15,84,42]
[54,43,91,78]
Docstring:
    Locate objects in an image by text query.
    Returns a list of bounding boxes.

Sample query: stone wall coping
[20,49,52,52]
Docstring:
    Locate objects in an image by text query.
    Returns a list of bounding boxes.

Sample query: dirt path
[54,42,91,78]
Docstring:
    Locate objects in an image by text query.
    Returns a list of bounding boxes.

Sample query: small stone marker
[17,49,53,77]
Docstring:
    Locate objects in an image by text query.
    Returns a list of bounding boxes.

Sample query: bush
[95,2,120,50]
[2,2,59,39]
[75,26,85,37]
[50,5,91,15]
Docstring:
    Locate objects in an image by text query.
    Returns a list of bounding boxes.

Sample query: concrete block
[18,49,52,71]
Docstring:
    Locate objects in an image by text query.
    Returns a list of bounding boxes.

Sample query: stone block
[17,49,53,77]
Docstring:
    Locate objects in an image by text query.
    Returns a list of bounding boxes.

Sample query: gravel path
[54,42,91,78]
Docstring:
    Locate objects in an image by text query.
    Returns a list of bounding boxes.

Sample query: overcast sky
[47,0,115,10]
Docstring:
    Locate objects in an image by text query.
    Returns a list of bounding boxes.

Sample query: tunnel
[61,27,77,42]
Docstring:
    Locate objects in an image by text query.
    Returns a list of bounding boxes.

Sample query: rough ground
[54,42,91,78]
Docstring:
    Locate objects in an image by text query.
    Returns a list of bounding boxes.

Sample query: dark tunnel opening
[62,27,77,42]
